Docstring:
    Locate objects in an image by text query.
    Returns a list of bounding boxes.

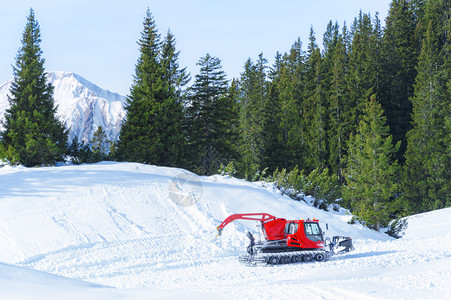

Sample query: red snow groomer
[217,213,353,265]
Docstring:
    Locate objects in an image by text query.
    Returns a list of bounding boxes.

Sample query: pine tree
[1,9,67,167]
[161,30,190,99]
[344,96,401,231]
[404,0,450,213]
[262,52,286,171]
[90,126,109,162]
[159,30,189,166]
[225,79,241,165]
[347,12,381,130]
[238,54,269,178]
[256,53,285,173]
[326,23,352,184]
[186,54,235,175]
[304,27,328,171]
[277,40,308,172]
[68,135,82,164]
[118,9,186,167]
[379,0,423,163]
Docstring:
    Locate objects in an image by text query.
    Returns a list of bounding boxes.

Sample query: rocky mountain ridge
[0,71,127,145]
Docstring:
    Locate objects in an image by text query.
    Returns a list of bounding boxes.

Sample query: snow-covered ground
[0,162,450,299]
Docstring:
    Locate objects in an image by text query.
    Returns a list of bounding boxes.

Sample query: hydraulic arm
[216,213,277,236]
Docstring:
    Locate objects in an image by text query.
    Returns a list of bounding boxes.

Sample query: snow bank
[403,206,451,239]
[0,262,225,300]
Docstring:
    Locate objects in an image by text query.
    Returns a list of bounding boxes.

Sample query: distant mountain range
[0,71,127,145]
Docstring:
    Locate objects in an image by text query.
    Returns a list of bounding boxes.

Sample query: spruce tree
[161,30,190,98]
[90,126,109,162]
[1,9,67,167]
[186,54,234,175]
[238,54,269,178]
[262,52,286,172]
[225,79,241,165]
[304,28,328,171]
[404,0,450,213]
[326,23,352,184]
[343,96,401,231]
[278,40,308,172]
[254,53,284,174]
[67,135,82,164]
[159,30,189,166]
[379,0,422,163]
[118,9,186,167]
[347,12,381,129]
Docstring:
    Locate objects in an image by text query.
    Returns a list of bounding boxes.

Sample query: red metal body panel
[285,220,324,249]
[263,218,287,240]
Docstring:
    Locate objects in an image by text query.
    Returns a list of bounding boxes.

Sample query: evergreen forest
[1,1,450,233]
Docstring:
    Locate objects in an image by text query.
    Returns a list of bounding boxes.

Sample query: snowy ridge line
[0,71,126,144]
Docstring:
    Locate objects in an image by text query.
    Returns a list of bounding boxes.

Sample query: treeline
[1,1,449,232]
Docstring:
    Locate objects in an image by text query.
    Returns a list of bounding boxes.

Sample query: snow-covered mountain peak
[0,71,127,144]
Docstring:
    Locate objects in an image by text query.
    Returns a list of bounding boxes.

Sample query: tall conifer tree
[1,9,67,167]
[347,12,381,129]
[326,23,351,183]
[186,54,234,175]
[262,52,286,171]
[380,0,422,163]
[161,30,190,98]
[278,39,308,171]
[344,96,401,230]
[238,54,269,177]
[159,30,189,166]
[404,0,450,213]
[118,9,186,167]
[304,28,328,171]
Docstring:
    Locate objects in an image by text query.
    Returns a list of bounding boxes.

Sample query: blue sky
[0,0,391,96]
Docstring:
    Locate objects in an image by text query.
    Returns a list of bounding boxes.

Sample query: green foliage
[304,168,341,209]
[218,161,237,177]
[67,136,98,164]
[270,166,307,200]
[90,126,110,162]
[238,54,269,176]
[1,9,67,167]
[379,0,422,163]
[0,144,20,165]
[303,28,328,171]
[404,0,451,214]
[67,136,82,164]
[118,9,186,167]
[276,42,308,172]
[186,54,238,175]
[106,140,118,161]
[268,166,341,207]
[386,217,408,239]
[347,12,382,130]
[325,24,351,184]
[343,96,401,230]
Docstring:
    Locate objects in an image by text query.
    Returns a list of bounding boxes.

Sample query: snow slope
[0,72,126,144]
[0,162,450,299]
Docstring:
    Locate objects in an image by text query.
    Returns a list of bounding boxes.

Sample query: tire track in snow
[21,234,200,281]
[91,185,150,237]
[51,207,90,244]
